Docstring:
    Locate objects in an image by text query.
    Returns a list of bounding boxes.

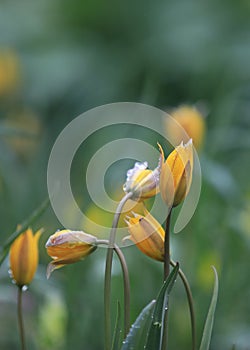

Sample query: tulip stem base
[104,192,133,350]
[17,286,26,350]
[164,209,172,280]
[162,209,172,350]
[98,240,130,341]
[170,260,196,350]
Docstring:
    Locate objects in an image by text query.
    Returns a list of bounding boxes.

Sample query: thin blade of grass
[199,266,219,350]
[0,197,50,265]
[111,302,122,350]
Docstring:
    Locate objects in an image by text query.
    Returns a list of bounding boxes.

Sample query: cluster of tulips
[7,106,215,350]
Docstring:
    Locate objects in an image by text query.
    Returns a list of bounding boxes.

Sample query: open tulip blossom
[123,161,160,201]
[46,229,98,278]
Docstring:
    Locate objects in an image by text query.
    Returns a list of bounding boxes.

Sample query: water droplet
[22,285,28,292]
[8,268,13,279]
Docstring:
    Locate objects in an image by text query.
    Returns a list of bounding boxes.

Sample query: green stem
[164,209,172,280]
[104,192,133,350]
[161,209,172,350]
[170,260,196,350]
[17,286,26,350]
[0,197,50,266]
[97,240,130,337]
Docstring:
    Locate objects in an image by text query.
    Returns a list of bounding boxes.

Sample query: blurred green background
[0,0,250,349]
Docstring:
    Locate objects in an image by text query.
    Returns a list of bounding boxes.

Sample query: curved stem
[164,209,172,280]
[161,209,172,350]
[170,260,196,350]
[98,240,130,338]
[17,286,26,350]
[104,192,133,350]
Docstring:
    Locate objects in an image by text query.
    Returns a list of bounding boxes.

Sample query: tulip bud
[159,140,193,208]
[9,228,42,287]
[45,230,98,278]
[124,209,165,261]
[123,161,160,201]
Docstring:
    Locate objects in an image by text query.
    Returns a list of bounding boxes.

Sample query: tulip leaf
[0,196,50,265]
[144,263,179,350]
[111,301,122,350]
[199,266,219,350]
[121,300,156,350]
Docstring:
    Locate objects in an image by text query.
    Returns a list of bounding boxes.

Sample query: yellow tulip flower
[0,49,20,96]
[123,161,160,200]
[9,228,42,287]
[124,209,165,262]
[45,230,98,278]
[159,140,193,208]
[166,105,205,150]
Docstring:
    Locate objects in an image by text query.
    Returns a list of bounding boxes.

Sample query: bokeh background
[0,0,250,349]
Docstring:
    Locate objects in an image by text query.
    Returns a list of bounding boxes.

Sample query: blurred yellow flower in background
[0,48,20,96]
[46,229,98,278]
[124,208,165,261]
[159,140,193,208]
[9,228,42,287]
[3,108,42,161]
[166,105,205,150]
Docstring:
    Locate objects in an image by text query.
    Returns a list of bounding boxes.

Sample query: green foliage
[199,267,219,350]
[121,300,156,350]
[0,197,50,265]
[122,264,179,350]
[0,0,250,348]
[145,264,179,350]
[111,302,122,350]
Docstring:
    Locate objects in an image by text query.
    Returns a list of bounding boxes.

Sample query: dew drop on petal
[8,268,13,279]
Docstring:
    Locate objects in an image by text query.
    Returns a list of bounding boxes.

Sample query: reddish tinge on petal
[45,230,97,278]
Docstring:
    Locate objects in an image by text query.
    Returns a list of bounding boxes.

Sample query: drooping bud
[45,230,97,278]
[124,209,165,262]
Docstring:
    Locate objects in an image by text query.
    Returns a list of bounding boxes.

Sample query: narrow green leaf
[0,197,50,265]
[111,302,122,350]
[121,300,156,350]
[199,266,219,350]
[145,263,179,350]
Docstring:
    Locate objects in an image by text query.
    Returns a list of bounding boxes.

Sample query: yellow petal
[159,140,193,208]
[123,161,160,200]
[9,227,41,287]
[45,230,97,276]
[125,211,165,261]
